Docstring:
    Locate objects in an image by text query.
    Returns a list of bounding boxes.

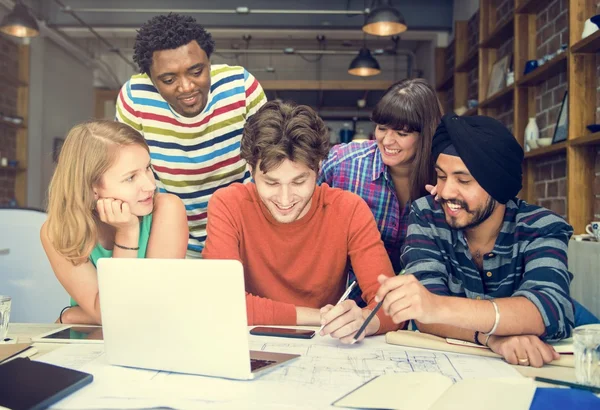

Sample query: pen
[320,281,358,333]
[534,377,600,394]
[352,269,406,344]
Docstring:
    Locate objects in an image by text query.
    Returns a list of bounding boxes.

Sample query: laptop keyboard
[250,358,276,371]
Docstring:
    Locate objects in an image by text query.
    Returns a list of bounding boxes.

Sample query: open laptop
[97,258,299,380]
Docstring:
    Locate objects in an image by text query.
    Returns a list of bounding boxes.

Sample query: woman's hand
[96,198,139,232]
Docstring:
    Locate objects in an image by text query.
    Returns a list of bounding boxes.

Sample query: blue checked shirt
[318,141,410,306]
[402,195,574,341]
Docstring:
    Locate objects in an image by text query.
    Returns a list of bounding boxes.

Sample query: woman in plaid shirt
[318,79,443,306]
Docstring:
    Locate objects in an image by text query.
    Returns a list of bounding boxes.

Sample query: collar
[371,145,388,182]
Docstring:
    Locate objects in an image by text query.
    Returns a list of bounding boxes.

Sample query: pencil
[352,270,406,343]
[534,377,600,394]
[319,281,358,333]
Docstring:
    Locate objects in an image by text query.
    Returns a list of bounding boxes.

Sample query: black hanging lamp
[348,47,381,76]
[0,1,39,38]
[363,0,407,37]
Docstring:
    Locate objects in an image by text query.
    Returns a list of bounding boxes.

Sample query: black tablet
[31,326,103,344]
[0,358,93,410]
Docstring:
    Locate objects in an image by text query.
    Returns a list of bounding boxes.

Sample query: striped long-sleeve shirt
[402,195,574,341]
[116,65,266,256]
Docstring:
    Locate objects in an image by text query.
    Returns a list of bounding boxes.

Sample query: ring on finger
[518,357,529,365]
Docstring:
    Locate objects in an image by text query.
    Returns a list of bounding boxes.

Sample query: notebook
[332,373,536,410]
[0,357,93,410]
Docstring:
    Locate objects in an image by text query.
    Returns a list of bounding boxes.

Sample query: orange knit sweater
[203,183,398,334]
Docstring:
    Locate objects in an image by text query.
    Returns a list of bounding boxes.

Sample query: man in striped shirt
[116,14,266,256]
[376,114,574,368]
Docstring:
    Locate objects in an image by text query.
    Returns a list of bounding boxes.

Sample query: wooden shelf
[524,141,567,159]
[570,132,600,147]
[0,166,26,173]
[0,73,28,87]
[571,31,600,54]
[515,0,549,14]
[436,72,454,91]
[479,84,514,109]
[0,118,26,129]
[516,53,567,87]
[480,16,514,48]
[456,48,479,73]
[461,107,478,116]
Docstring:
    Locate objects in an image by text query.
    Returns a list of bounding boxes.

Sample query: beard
[442,195,497,230]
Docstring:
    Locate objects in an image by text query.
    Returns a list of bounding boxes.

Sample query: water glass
[0,296,11,341]
[574,328,600,387]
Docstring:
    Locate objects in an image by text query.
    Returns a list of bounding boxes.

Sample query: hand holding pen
[352,270,406,344]
[319,281,368,344]
[372,269,442,326]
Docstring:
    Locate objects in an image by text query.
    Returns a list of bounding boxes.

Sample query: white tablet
[31,325,103,344]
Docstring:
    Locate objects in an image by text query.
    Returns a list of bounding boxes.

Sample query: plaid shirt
[318,141,410,306]
[402,195,574,341]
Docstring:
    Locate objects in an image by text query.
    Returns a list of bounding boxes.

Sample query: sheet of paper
[333,372,453,410]
[333,374,535,410]
[430,377,536,410]
[33,335,522,410]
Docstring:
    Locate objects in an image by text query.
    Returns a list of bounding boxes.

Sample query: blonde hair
[46,120,149,265]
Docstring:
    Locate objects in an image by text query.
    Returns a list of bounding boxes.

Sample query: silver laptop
[97,258,299,380]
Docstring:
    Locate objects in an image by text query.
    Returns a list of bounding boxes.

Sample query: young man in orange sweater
[203,101,401,343]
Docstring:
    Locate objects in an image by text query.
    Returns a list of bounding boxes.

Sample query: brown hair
[46,120,149,265]
[371,78,443,200]
[241,100,330,174]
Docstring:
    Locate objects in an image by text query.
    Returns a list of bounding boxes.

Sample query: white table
[6,323,578,409]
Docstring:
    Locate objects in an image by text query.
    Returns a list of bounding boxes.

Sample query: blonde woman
[41,120,188,325]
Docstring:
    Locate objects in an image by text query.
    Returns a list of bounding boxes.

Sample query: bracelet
[483,299,500,336]
[114,242,140,251]
[59,306,71,324]
[474,330,483,345]
[484,333,492,346]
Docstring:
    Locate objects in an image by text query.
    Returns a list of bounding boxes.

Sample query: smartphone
[249,326,316,339]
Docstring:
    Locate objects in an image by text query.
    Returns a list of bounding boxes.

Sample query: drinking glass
[574,327,600,387]
[0,296,11,341]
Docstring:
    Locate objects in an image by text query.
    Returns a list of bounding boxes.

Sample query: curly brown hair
[241,100,330,174]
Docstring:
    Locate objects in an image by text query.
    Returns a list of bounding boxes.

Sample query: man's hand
[486,334,560,367]
[375,274,442,324]
[425,184,439,201]
[96,198,139,231]
[320,300,375,344]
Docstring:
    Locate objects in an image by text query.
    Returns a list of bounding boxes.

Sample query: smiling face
[374,124,419,168]
[93,144,157,216]
[435,153,498,230]
[149,40,211,118]
[253,159,317,224]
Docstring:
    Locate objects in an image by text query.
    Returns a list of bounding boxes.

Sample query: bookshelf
[435,0,600,234]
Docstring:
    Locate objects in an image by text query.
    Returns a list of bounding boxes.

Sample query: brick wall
[595,3,600,219]
[494,0,514,26]
[595,150,600,219]
[597,3,600,124]
[446,85,455,115]
[468,67,478,101]
[445,39,455,77]
[532,0,568,215]
[467,9,479,53]
[0,35,19,205]
[597,53,600,124]
[533,155,567,218]
[496,38,514,132]
[467,10,479,102]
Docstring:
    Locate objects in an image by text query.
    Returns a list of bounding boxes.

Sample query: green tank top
[70,214,153,307]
